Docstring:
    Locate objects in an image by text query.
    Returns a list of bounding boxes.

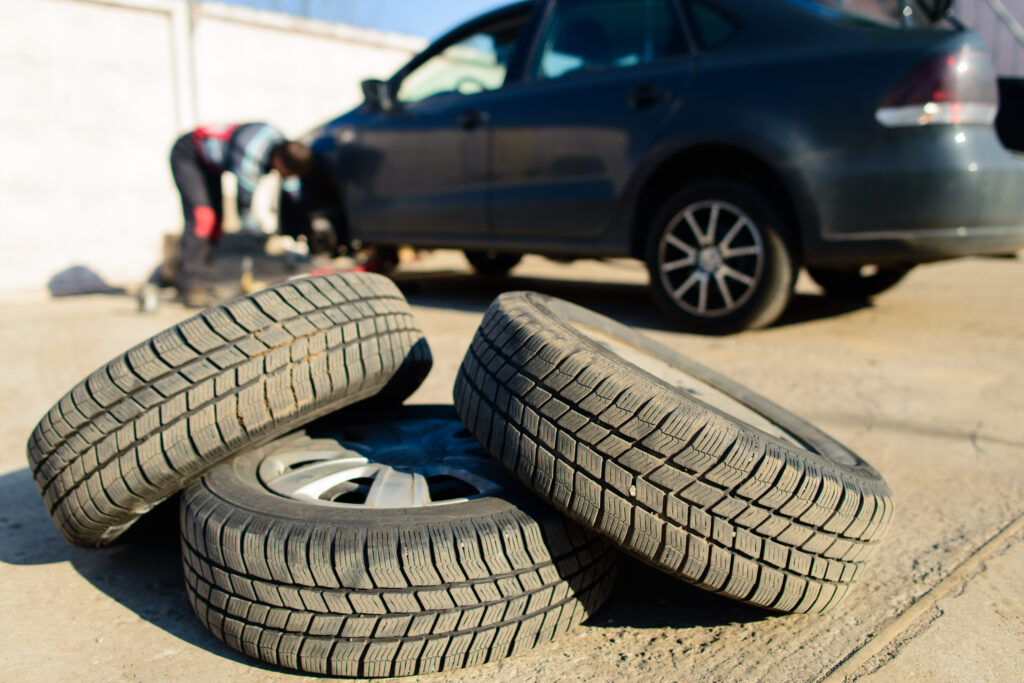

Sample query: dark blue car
[291,0,1024,333]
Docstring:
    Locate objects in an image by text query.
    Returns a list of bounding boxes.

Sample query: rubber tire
[180,405,619,678]
[808,265,913,301]
[454,292,894,614]
[645,180,796,334]
[464,250,522,277]
[27,273,432,547]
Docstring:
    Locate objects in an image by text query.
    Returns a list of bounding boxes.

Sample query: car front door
[347,12,529,242]
[486,0,694,242]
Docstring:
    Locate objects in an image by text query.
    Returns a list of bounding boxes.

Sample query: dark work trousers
[170,134,223,291]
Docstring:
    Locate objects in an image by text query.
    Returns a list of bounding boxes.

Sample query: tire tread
[454,293,893,613]
[27,273,431,546]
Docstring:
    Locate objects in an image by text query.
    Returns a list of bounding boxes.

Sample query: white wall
[0,0,424,296]
[959,0,1024,77]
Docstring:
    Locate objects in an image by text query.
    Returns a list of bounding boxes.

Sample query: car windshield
[785,0,956,29]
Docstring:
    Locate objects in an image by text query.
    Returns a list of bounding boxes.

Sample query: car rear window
[783,0,957,29]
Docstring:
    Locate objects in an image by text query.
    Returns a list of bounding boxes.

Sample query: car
[284,0,1024,333]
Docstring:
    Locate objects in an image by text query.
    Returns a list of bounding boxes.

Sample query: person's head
[271,141,314,178]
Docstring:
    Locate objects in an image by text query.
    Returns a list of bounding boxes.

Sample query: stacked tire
[27,273,893,677]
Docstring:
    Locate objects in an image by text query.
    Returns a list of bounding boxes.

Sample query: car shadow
[395,270,872,332]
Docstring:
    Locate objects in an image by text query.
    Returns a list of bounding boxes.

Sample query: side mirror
[361,79,395,112]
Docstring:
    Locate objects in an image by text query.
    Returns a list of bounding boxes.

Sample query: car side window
[534,0,687,81]
[397,18,527,104]
[688,1,739,50]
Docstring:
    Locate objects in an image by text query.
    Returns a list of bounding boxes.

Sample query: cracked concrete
[0,251,1021,681]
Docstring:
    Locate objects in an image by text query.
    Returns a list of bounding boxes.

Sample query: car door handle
[459,108,490,129]
[628,84,670,109]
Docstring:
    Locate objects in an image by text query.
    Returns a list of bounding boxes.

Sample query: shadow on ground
[0,468,251,669]
[395,270,869,332]
[594,556,774,630]
[0,464,773,667]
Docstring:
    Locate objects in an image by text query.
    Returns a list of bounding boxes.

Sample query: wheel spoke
[661,254,696,273]
[672,271,702,301]
[664,233,696,257]
[714,270,735,308]
[364,467,428,508]
[270,459,375,500]
[706,203,721,245]
[683,210,707,246]
[697,272,710,313]
[719,216,747,250]
[720,265,755,287]
[721,245,760,259]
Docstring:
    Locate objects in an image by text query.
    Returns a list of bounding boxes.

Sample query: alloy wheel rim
[257,418,507,509]
[657,200,765,318]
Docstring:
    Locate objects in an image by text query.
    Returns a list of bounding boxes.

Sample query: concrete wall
[959,0,1024,77]
[0,0,424,296]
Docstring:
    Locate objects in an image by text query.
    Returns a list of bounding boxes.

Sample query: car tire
[807,265,913,301]
[180,405,619,678]
[645,180,796,333]
[465,250,522,277]
[27,273,432,547]
[454,292,894,613]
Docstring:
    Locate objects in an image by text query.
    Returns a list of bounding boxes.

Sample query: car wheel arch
[626,143,809,264]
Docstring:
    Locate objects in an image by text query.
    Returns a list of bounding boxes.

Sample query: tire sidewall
[645,180,796,333]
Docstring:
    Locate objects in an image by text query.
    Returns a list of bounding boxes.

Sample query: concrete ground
[1,251,1022,682]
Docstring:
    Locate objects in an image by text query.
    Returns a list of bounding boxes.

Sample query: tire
[454,292,894,614]
[645,180,796,334]
[180,405,618,678]
[27,273,432,547]
[808,265,913,301]
[464,250,522,277]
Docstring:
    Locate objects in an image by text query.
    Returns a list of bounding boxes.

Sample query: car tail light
[875,47,998,127]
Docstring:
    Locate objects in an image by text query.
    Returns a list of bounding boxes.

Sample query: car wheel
[807,265,913,301]
[455,292,894,613]
[645,180,796,333]
[464,250,522,277]
[180,405,619,678]
[27,273,432,547]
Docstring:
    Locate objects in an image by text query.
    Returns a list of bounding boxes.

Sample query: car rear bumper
[800,126,1024,266]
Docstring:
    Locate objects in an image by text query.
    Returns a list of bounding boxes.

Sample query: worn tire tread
[27,273,431,546]
[454,292,894,613]
[180,458,618,677]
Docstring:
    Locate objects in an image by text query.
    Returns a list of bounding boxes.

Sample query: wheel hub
[698,246,723,272]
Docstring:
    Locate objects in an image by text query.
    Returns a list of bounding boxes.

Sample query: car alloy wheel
[656,199,765,318]
[255,416,506,509]
[646,180,796,333]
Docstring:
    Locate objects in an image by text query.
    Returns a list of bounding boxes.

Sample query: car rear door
[485,0,694,242]
[348,11,530,241]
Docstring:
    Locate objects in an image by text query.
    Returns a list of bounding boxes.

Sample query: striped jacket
[192,122,284,220]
